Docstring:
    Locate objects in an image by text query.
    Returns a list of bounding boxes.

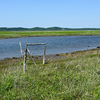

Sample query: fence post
[43,44,46,64]
[19,42,23,56]
[23,43,46,73]
[23,46,27,73]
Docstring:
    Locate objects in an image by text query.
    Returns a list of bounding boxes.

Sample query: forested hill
[0,27,100,31]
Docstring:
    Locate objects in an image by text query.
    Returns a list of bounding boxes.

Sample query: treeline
[0,27,100,31]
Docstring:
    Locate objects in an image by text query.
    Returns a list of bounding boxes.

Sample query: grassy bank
[1,49,100,99]
[0,30,100,39]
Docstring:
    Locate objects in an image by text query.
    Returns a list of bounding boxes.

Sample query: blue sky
[0,0,100,28]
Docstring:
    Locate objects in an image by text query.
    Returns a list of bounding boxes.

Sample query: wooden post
[27,48,37,67]
[23,43,46,72]
[19,42,24,56]
[23,46,27,73]
[43,44,46,64]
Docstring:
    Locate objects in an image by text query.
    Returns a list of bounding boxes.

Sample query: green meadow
[0,30,100,39]
[1,49,100,99]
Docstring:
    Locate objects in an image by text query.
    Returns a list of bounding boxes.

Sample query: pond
[0,35,100,59]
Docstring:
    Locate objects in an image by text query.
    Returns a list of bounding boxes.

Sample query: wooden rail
[23,43,46,73]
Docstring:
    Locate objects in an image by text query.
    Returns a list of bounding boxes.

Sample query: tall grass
[0,30,100,39]
[1,50,100,99]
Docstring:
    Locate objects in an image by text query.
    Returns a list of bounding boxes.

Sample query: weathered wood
[26,43,45,46]
[23,43,46,73]
[19,42,24,56]
[27,48,37,67]
[26,43,46,64]
[43,44,46,64]
[23,46,27,73]
[27,47,30,54]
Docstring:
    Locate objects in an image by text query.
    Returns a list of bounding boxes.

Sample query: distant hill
[0,27,100,31]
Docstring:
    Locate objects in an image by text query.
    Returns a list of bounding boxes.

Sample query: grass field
[1,49,100,99]
[0,30,100,39]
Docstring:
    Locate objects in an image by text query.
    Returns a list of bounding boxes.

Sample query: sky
[0,0,100,28]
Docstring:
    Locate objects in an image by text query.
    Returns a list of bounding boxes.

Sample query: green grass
[1,49,100,99]
[0,30,100,39]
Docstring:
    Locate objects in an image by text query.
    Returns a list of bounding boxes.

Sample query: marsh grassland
[1,49,100,99]
[0,30,100,39]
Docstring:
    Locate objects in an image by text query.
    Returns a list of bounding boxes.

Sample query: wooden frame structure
[23,43,46,73]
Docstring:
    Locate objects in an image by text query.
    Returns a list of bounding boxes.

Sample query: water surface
[0,35,100,59]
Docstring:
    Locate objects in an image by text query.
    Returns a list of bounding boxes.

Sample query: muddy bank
[29,48,100,61]
[0,48,100,69]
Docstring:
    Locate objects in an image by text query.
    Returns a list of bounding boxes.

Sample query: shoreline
[0,48,98,61]
[0,48,100,66]
[1,34,100,40]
